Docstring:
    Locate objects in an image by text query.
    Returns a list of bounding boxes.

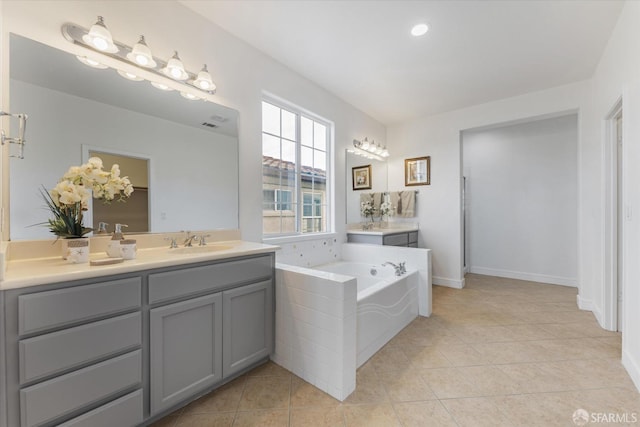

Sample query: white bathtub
[273,243,431,401]
[314,261,419,367]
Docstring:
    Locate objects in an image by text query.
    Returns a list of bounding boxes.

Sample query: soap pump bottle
[106,223,128,258]
[96,222,109,234]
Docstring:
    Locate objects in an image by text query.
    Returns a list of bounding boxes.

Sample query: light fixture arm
[61,22,216,96]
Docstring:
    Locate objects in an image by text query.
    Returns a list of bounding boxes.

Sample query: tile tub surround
[151,273,639,427]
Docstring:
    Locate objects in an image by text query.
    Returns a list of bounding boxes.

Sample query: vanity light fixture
[127,35,156,68]
[193,64,216,91]
[76,55,108,69]
[82,16,118,53]
[62,18,218,100]
[163,51,189,81]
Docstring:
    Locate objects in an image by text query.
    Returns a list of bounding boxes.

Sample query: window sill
[263,232,338,245]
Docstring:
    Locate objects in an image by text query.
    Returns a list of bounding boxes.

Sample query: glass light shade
[381,147,390,157]
[126,35,156,68]
[163,51,188,81]
[367,141,378,152]
[193,64,216,91]
[76,55,108,69]
[180,91,199,100]
[117,69,144,81]
[82,16,118,53]
[361,138,370,150]
[151,81,174,91]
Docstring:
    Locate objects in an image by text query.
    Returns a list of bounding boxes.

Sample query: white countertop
[346,226,419,236]
[1,240,278,290]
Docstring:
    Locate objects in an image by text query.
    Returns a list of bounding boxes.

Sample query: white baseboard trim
[576,294,593,311]
[433,276,465,289]
[468,266,577,287]
[622,349,640,392]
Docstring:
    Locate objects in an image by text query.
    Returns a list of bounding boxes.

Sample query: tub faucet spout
[383,261,405,276]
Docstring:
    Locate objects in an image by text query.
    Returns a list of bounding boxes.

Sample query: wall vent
[201,122,219,128]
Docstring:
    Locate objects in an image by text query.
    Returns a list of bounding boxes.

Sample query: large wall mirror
[8,34,239,240]
[345,149,388,224]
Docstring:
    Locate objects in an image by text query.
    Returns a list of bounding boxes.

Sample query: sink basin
[169,245,233,254]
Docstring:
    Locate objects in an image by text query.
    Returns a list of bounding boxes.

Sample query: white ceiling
[181,0,624,126]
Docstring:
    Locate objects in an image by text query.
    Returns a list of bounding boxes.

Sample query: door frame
[602,97,624,332]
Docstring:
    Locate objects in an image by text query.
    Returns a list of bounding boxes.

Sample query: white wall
[586,1,640,390]
[387,82,587,288]
[463,115,578,286]
[0,0,386,243]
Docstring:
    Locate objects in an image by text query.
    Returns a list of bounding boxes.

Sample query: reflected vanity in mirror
[8,34,239,240]
[345,149,388,224]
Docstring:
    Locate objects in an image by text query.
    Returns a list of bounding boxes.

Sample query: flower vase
[61,238,90,262]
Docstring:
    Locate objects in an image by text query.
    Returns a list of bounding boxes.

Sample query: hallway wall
[463,114,578,286]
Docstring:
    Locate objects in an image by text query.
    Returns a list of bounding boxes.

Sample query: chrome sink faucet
[383,261,407,276]
[183,231,198,247]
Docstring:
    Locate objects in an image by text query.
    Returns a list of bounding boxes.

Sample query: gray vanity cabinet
[223,280,273,377]
[149,293,223,414]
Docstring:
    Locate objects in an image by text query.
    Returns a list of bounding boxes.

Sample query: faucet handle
[164,236,178,249]
[198,234,212,246]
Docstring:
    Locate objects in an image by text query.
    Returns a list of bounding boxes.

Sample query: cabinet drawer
[20,350,141,427]
[19,312,142,384]
[57,389,142,427]
[18,277,141,335]
[149,255,273,304]
[408,231,418,244]
[383,233,409,246]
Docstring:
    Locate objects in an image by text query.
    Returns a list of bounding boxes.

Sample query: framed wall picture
[352,164,372,190]
[405,156,430,186]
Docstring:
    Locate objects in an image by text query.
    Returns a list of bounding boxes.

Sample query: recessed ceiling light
[411,23,429,37]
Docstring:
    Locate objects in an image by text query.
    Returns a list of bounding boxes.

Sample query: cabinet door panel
[223,280,273,377]
[150,293,222,414]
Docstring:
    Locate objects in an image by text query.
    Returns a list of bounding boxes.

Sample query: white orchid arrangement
[360,200,376,222]
[41,157,134,238]
[379,200,393,217]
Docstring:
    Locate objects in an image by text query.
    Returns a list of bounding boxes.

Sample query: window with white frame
[262,99,331,237]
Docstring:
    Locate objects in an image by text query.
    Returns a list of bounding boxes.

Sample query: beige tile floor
[152,274,640,426]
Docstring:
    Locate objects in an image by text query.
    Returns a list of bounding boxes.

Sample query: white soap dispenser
[106,223,128,258]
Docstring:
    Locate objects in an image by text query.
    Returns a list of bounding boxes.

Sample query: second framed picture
[352,165,372,190]
[405,156,430,186]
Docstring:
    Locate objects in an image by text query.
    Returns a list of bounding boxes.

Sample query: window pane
[262,134,280,158]
[301,146,313,168]
[281,139,296,164]
[301,117,313,147]
[262,102,280,135]
[314,122,327,151]
[313,150,326,172]
[282,109,296,140]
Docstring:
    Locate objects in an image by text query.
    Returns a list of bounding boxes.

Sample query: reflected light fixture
[193,64,216,91]
[180,92,199,100]
[411,23,429,37]
[117,69,144,81]
[76,55,108,69]
[352,138,388,161]
[82,16,118,53]
[150,81,174,91]
[127,35,156,68]
[163,51,188,80]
